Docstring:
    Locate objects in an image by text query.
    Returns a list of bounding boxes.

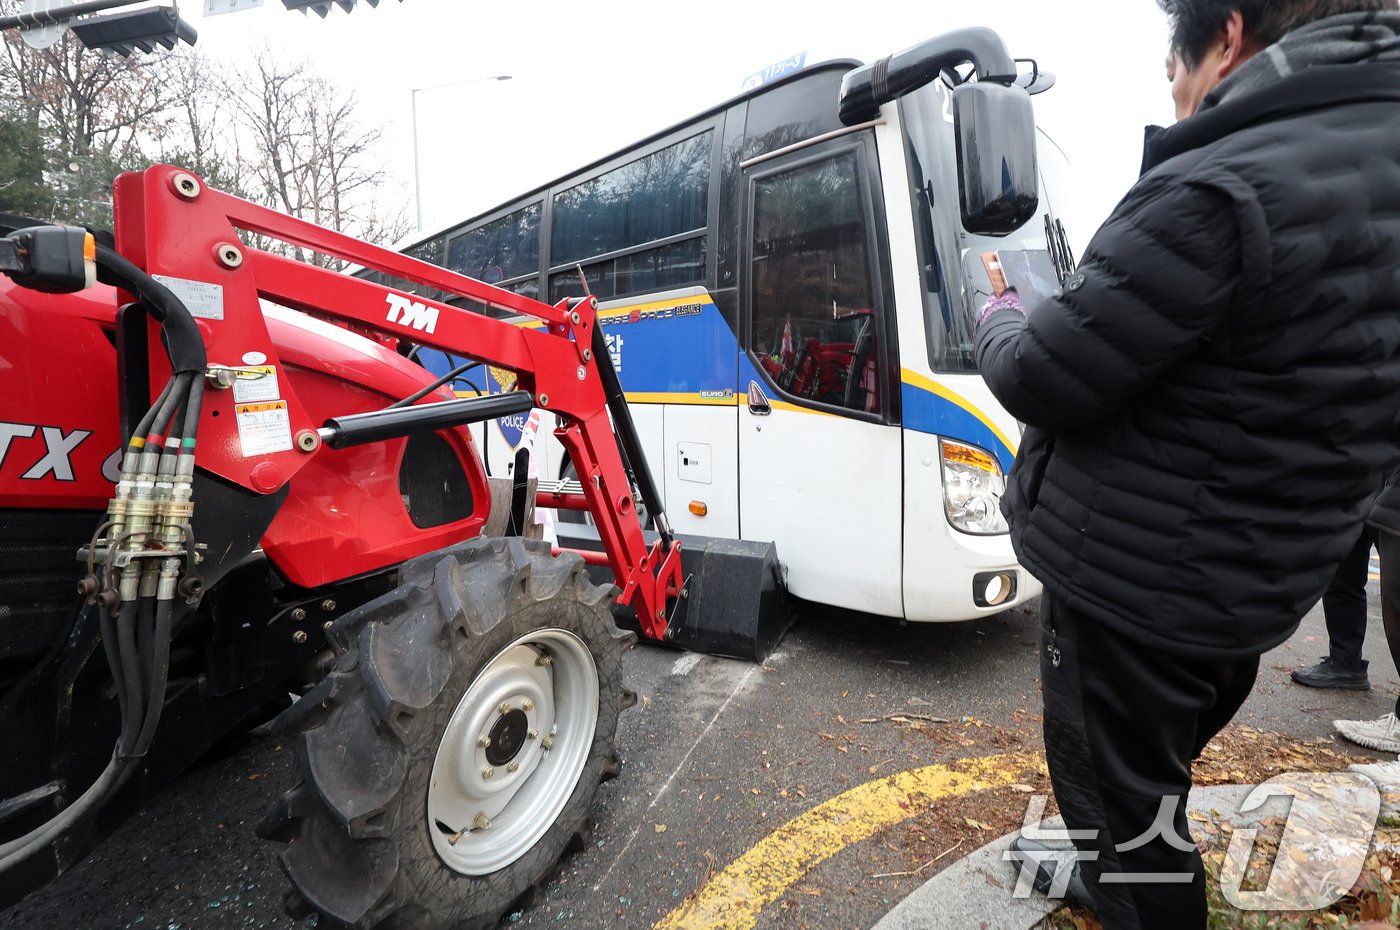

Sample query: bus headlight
[940,439,1009,535]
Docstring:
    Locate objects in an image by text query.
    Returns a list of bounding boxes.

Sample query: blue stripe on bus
[596,299,736,395]
[901,382,1016,471]
[419,293,1017,470]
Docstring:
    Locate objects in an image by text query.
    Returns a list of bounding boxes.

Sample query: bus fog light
[973,571,1017,608]
[940,439,1009,535]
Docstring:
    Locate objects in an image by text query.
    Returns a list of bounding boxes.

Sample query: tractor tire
[259,537,634,930]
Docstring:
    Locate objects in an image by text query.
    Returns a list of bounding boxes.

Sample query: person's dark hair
[1157,0,1400,67]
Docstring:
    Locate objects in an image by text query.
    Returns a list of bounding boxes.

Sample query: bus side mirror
[953,82,1039,236]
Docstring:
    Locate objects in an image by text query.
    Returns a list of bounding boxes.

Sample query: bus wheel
[260,537,634,930]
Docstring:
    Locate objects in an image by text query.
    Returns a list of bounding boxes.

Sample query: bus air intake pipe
[838,27,1018,125]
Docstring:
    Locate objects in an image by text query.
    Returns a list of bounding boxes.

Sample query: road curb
[871,784,1255,930]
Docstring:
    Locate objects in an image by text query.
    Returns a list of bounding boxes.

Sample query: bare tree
[154,50,249,197]
[225,49,408,267]
[0,11,409,255]
[0,0,179,225]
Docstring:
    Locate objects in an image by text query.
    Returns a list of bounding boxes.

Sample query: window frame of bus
[443,199,543,312]
[740,134,897,424]
[543,124,719,304]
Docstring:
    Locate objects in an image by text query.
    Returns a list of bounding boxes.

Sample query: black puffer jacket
[976,61,1400,658]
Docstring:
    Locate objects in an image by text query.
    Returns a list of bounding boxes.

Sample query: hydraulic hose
[94,244,206,376]
[0,579,182,872]
[0,245,206,876]
[0,601,146,871]
[147,373,191,441]
[111,600,143,757]
[0,751,132,871]
[389,359,485,409]
[97,604,130,741]
[180,375,204,444]
[114,601,145,758]
[132,599,175,754]
[128,377,177,451]
[134,597,157,717]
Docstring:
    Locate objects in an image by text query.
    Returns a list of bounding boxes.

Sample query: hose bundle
[0,244,205,873]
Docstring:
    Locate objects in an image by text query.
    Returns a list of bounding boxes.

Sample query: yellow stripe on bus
[626,391,737,406]
[900,369,1018,457]
[455,389,737,407]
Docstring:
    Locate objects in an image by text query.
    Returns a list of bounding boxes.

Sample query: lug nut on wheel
[541,736,554,751]
[478,735,492,748]
[482,766,495,779]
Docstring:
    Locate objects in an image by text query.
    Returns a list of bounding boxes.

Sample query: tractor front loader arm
[0,163,788,912]
[113,165,685,641]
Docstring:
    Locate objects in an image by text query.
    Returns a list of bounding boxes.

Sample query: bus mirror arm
[838,26,1019,126]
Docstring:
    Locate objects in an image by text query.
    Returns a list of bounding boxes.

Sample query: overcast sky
[180,0,1178,251]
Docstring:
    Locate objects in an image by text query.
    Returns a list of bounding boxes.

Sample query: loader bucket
[553,525,792,662]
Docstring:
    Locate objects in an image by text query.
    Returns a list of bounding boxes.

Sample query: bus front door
[738,138,904,617]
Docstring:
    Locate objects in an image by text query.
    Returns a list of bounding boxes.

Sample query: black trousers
[1040,595,1259,930]
[1322,525,1375,667]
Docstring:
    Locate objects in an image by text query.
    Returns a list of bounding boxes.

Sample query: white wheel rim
[427,628,599,875]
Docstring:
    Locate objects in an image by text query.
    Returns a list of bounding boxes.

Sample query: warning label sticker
[233,366,280,404]
[235,400,293,457]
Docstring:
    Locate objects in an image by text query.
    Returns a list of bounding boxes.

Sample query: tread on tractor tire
[258,537,635,930]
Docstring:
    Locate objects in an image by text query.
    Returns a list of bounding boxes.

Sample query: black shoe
[1008,836,1096,910]
[1291,656,1370,690]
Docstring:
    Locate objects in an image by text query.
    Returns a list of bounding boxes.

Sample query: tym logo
[385,293,439,334]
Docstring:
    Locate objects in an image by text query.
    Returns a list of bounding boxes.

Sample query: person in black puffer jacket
[976,3,1400,928]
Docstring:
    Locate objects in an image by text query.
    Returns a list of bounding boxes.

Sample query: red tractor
[0,167,786,928]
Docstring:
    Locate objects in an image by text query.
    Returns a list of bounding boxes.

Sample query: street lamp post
[412,74,512,232]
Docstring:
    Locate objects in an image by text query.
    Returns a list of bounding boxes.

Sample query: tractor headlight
[940,439,1009,535]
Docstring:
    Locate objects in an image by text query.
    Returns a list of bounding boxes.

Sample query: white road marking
[593,662,761,892]
[670,652,703,676]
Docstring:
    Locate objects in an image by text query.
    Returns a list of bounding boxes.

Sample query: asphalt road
[2,582,1393,930]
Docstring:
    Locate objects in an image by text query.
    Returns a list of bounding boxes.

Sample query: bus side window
[749,151,880,414]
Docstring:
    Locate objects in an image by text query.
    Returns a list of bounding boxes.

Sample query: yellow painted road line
[652,751,1042,930]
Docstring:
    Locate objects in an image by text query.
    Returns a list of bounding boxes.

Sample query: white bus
[376,28,1076,623]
